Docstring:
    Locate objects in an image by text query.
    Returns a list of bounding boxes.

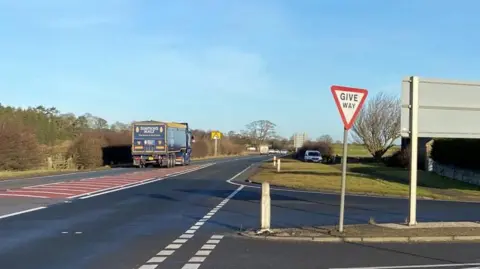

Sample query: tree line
[0,104,293,171]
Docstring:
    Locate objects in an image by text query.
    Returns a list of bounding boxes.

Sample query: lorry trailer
[131,121,194,168]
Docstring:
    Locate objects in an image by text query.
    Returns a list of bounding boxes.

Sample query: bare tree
[317,134,333,144]
[242,120,276,146]
[351,92,400,160]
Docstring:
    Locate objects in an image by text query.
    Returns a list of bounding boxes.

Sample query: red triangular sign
[331,85,368,130]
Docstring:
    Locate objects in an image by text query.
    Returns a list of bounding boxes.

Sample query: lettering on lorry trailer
[131,121,194,168]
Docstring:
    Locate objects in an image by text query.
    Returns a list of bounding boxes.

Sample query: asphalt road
[0,155,257,217]
[0,155,479,269]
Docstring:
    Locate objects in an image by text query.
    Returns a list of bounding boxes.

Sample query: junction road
[0,155,478,269]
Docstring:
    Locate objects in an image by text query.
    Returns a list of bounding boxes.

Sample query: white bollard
[273,155,277,167]
[260,182,271,231]
[277,159,281,172]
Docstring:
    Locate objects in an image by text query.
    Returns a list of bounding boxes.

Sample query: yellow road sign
[211,131,222,140]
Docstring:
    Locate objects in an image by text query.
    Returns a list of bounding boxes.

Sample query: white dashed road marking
[181,234,224,269]
[135,165,250,269]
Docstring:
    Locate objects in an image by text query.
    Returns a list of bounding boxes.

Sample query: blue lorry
[131,121,195,168]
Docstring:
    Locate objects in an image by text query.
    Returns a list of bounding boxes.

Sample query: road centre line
[136,166,250,269]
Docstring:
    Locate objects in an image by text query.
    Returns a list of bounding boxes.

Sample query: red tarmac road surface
[0,165,201,199]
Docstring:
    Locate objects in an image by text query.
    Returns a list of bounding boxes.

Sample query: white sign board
[401,76,480,138]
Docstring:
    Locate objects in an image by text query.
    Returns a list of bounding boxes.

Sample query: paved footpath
[0,155,479,269]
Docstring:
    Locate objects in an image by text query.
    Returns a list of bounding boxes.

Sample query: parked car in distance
[304,150,322,163]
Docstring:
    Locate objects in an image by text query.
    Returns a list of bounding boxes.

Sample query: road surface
[0,156,479,269]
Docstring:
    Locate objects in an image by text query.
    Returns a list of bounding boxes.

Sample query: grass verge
[250,158,480,201]
[332,143,399,157]
[0,166,112,181]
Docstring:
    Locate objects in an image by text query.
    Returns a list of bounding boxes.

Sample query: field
[250,158,480,202]
[331,143,400,157]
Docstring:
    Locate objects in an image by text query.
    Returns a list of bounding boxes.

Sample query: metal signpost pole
[338,127,348,233]
[408,76,419,226]
[214,137,218,157]
[331,85,368,233]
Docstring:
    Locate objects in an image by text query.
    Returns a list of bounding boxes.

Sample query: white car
[304,150,322,163]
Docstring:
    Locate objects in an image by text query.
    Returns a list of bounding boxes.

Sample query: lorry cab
[304,150,322,163]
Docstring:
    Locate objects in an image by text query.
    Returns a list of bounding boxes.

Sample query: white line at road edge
[0,207,47,220]
[330,262,480,269]
[225,163,480,204]
[0,163,216,221]
[79,163,215,199]
[135,166,250,269]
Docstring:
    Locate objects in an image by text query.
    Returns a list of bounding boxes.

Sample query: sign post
[331,85,368,232]
[210,131,222,156]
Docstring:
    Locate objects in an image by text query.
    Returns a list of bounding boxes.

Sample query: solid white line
[30,184,99,190]
[0,207,46,220]
[7,190,75,195]
[330,263,480,269]
[78,177,162,199]
[0,193,48,198]
[226,162,480,204]
[28,187,96,192]
[0,169,123,183]
[79,164,213,199]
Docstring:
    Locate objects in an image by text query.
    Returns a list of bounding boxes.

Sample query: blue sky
[1,0,480,140]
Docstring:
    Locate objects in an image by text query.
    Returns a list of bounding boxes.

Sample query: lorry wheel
[168,154,173,168]
[171,154,176,167]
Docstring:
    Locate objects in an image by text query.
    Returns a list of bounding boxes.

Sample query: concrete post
[273,155,277,167]
[260,182,271,231]
[277,159,281,172]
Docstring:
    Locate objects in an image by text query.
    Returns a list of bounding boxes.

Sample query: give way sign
[331,85,368,130]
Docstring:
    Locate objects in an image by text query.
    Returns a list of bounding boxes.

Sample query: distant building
[293,132,308,150]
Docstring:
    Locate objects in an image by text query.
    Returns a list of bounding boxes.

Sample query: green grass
[331,143,400,157]
[251,158,480,201]
[0,166,112,180]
